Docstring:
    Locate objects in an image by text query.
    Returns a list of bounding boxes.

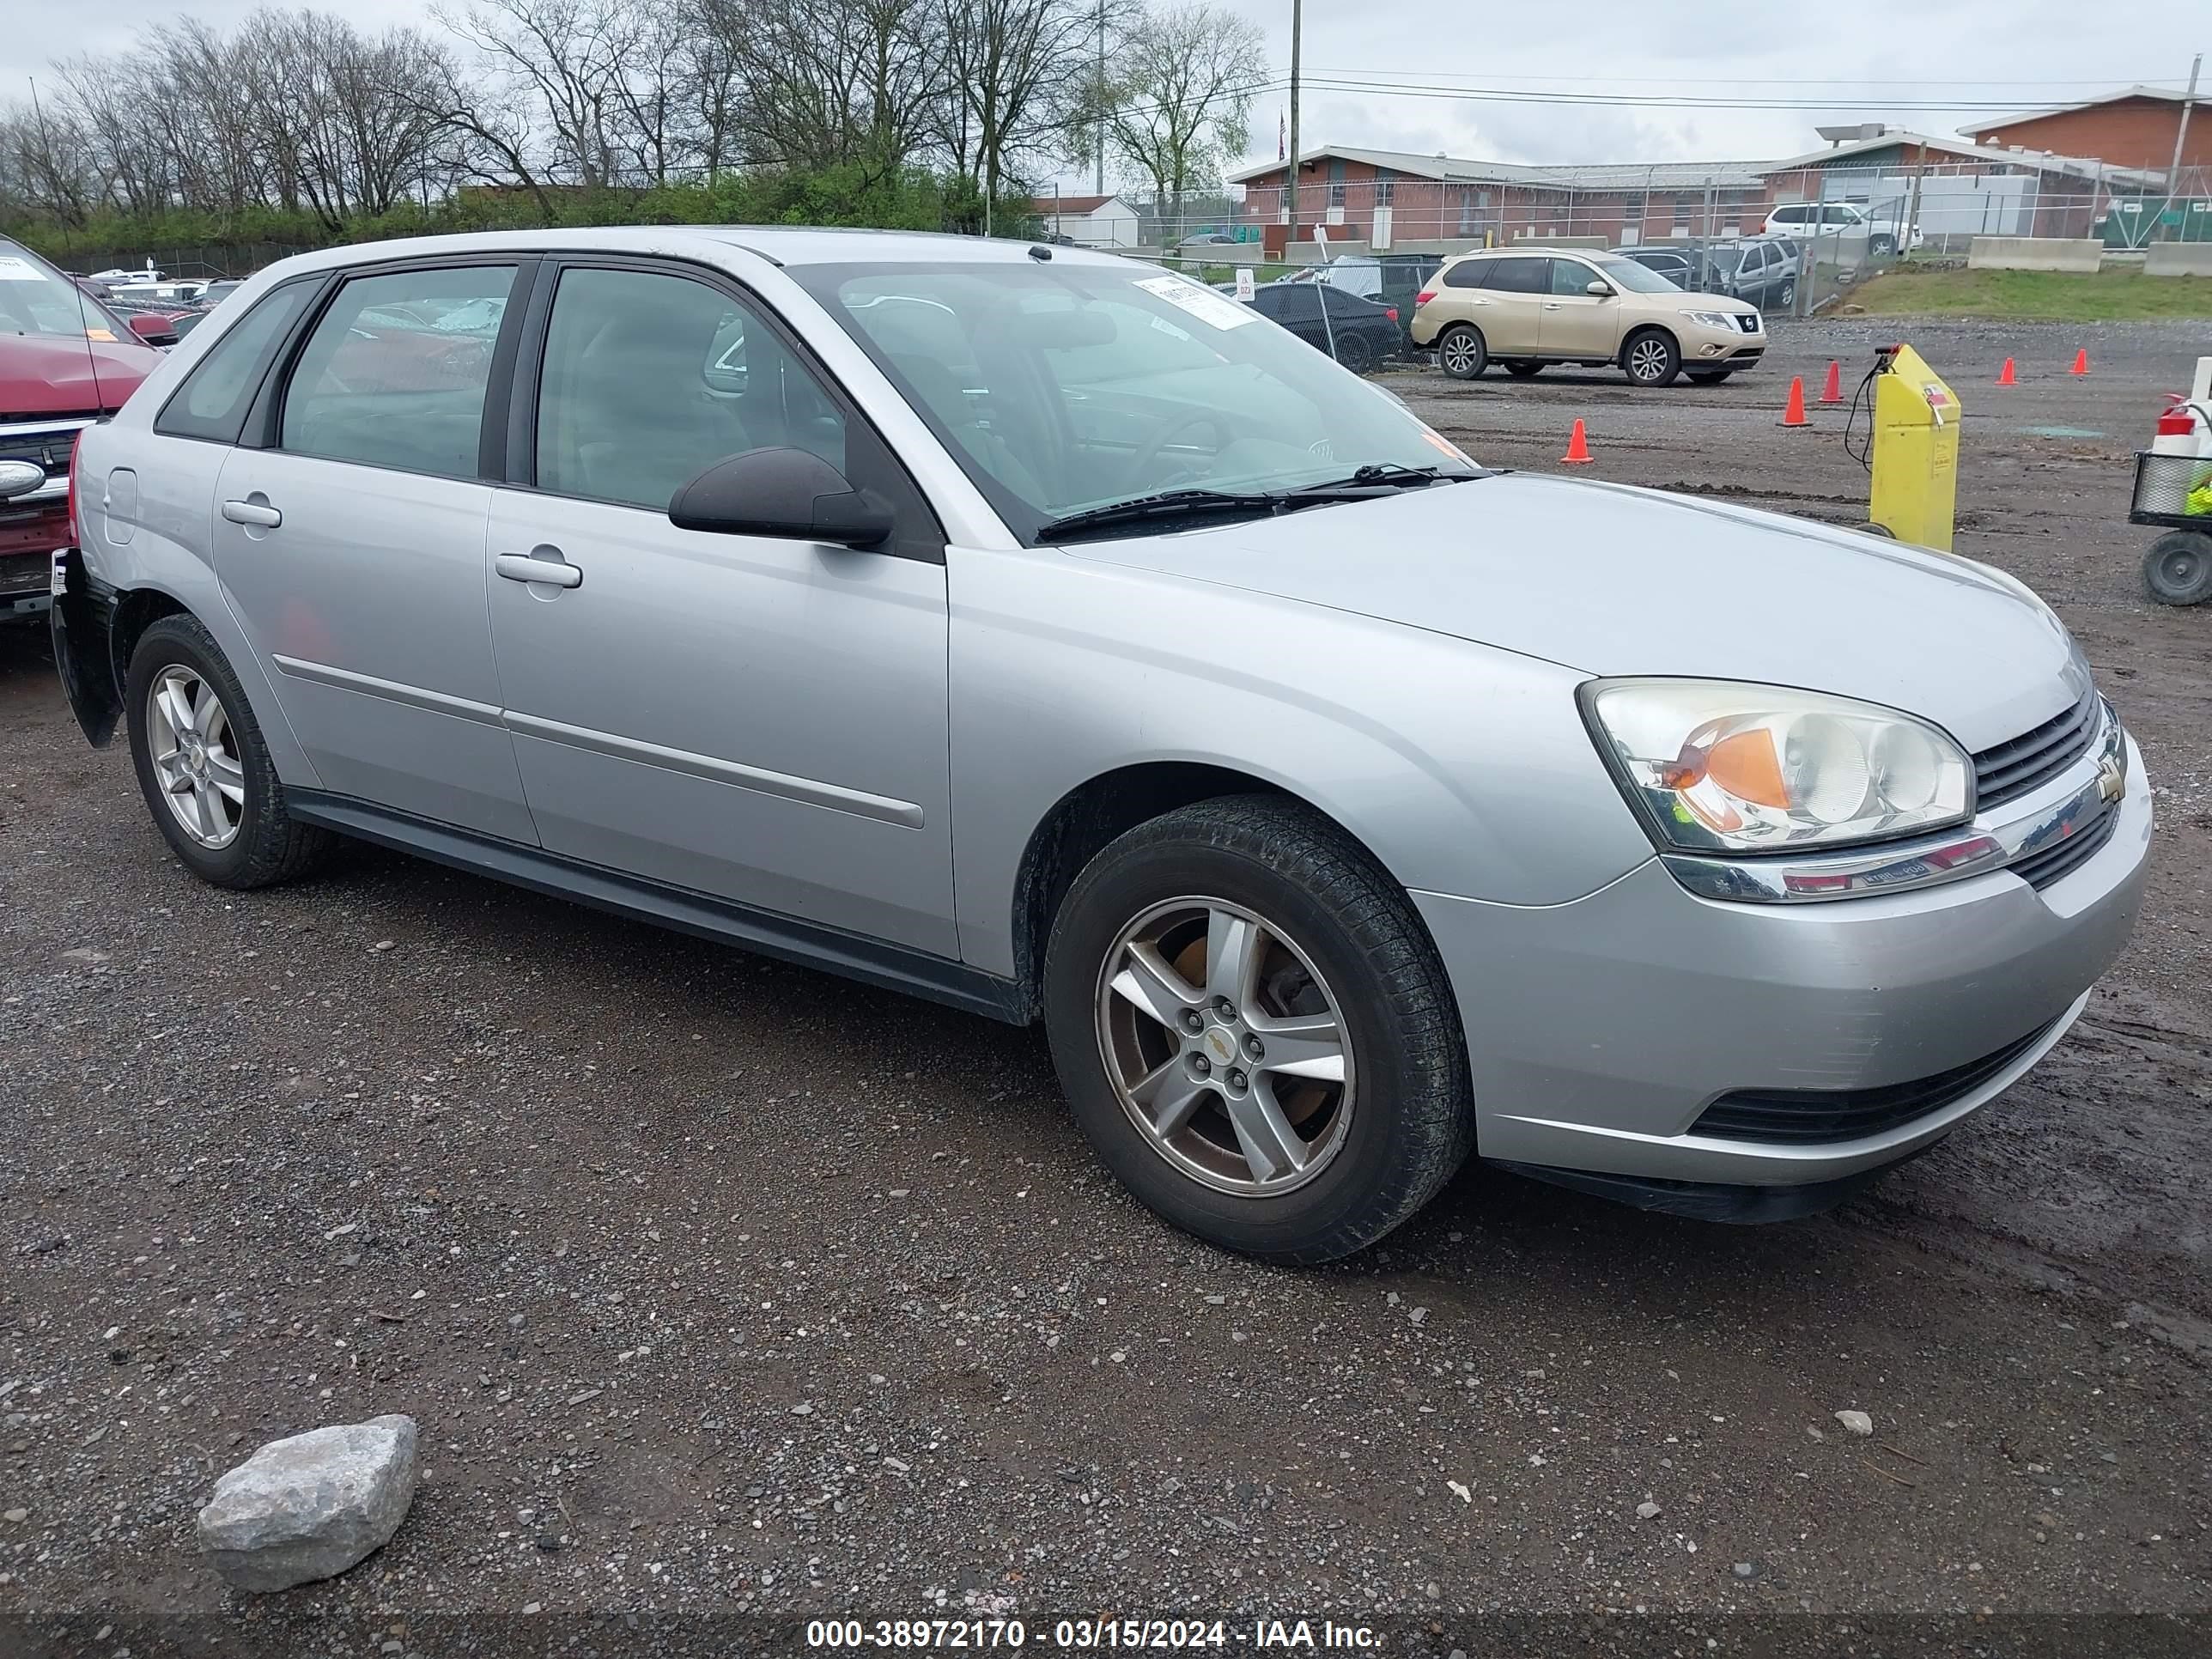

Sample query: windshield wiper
[1036,488,1280,543]
[1281,462,1479,497]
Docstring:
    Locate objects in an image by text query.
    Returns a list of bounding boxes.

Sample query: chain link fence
[1114,159,2211,317]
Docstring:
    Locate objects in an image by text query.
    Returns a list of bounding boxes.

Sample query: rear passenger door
[1467,257,1549,355]
[210,261,537,843]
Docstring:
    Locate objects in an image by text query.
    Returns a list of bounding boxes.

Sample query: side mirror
[126,313,178,346]
[1585,280,1615,298]
[0,459,47,501]
[669,447,893,549]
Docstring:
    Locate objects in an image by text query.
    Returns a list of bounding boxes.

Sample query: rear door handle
[496,551,582,589]
[222,499,282,528]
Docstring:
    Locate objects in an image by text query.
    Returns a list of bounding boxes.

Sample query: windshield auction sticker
[0,257,51,282]
[1133,274,1255,331]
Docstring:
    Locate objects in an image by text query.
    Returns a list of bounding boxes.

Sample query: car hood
[0,331,158,416]
[1066,472,2085,753]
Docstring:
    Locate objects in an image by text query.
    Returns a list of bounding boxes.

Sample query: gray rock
[196,1414,418,1592]
[1635,1500,1662,1520]
[1833,1409,1874,1437]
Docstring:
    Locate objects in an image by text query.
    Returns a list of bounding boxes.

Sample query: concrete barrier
[1967,237,2104,272]
[2145,243,2212,277]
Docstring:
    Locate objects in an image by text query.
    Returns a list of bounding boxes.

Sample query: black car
[1241,283,1401,374]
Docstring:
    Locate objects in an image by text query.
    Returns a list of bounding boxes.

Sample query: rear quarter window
[154,281,319,445]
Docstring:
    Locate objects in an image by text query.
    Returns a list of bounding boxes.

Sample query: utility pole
[1094,0,1106,197]
[2170,52,2202,188]
[1285,0,1303,231]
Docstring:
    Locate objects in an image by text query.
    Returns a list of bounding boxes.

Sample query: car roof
[256,225,1143,278]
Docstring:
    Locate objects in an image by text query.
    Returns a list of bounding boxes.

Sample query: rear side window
[279,265,518,481]
[155,281,318,444]
[1441,260,1491,289]
[1481,258,1551,294]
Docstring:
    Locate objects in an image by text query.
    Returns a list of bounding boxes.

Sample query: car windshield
[0,239,109,341]
[795,259,1478,541]
[1591,256,1681,294]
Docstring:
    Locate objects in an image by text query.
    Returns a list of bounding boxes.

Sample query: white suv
[1763,202,1917,254]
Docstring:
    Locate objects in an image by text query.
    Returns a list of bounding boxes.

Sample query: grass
[1844,265,2212,321]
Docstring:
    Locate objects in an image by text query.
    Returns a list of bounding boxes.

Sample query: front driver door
[1537,256,1620,358]
[485,261,957,956]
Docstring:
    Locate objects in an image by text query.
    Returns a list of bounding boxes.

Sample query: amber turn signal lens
[1705,728,1789,808]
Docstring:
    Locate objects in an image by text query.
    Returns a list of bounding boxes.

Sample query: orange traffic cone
[1996,356,2017,386]
[1779,376,1811,428]
[2070,348,2089,375]
[1559,418,1594,465]
[1820,360,1842,404]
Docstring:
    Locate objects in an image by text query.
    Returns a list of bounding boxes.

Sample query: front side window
[797,261,1475,542]
[1550,259,1598,296]
[280,265,517,480]
[156,281,318,444]
[534,266,845,513]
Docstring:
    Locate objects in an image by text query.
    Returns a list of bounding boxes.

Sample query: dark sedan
[1240,283,1401,374]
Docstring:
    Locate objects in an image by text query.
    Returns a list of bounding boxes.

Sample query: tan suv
[1410,248,1765,387]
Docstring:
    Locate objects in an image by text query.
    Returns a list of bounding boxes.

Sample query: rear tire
[2142,530,2212,605]
[1503,361,1543,379]
[1437,325,1487,380]
[125,614,332,890]
[1622,328,1681,387]
[1042,796,1475,1264]
[1334,332,1375,374]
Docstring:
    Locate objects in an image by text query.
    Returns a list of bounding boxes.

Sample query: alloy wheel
[1440,333,1480,375]
[1628,337,1671,383]
[147,665,246,849]
[1095,896,1355,1196]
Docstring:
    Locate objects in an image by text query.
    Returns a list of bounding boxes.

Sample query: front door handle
[496,551,582,589]
[222,498,282,528]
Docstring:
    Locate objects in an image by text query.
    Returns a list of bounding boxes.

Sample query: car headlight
[1682,310,1741,330]
[1581,678,1973,854]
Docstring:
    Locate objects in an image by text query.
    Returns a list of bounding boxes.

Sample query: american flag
[1278,112,1285,161]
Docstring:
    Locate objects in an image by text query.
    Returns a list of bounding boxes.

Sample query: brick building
[1224,147,1766,250]
[1228,131,2164,253]
[1967,87,2209,174]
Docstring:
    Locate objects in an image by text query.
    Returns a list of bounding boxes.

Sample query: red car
[0,237,169,617]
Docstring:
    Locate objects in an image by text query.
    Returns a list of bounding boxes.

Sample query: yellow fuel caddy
[1867,343,1960,550]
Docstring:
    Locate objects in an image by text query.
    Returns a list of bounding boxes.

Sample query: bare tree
[939,0,1094,215]
[1101,2,1264,207]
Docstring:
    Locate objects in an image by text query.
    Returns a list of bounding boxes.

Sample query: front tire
[1622,329,1681,387]
[1042,797,1475,1264]
[2142,531,2212,605]
[125,614,331,889]
[1436,325,1487,380]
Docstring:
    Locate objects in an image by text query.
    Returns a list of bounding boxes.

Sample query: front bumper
[1682,319,1765,364]
[1414,730,2151,1198]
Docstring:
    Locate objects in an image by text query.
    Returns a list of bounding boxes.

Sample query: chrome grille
[1972,690,2100,810]
[2009,803,2119,891]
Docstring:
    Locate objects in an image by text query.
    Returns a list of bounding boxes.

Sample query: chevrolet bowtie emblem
[2095,754,2124,805]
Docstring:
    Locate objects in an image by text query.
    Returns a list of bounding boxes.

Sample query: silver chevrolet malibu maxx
[52,228,2151,1262]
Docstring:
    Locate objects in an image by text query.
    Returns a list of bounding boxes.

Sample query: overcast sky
[3,0,2198,175]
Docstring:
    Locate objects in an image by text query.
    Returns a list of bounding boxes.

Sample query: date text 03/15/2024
[803,1619,1382,1649]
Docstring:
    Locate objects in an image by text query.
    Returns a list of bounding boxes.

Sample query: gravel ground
[2,316,2209,1656]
